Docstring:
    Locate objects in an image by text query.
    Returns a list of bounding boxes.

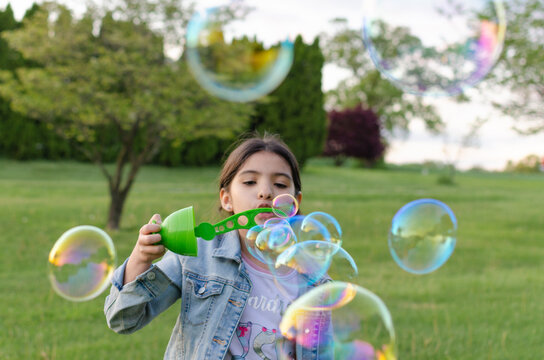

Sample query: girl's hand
[123,214,166,284]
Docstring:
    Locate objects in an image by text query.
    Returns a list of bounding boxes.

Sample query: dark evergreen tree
[250,36,327,167]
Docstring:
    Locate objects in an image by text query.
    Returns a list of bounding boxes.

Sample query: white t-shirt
[227,254,300,360]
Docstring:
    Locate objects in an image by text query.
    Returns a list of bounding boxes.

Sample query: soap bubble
[279,282,397,360]
[185,1,294,102]
[245,224,267,263]
[301,212,342,246]
[363,0,506,96]
[255,223,297,264]
[264,217,291,229]
[288,215,331,243]
[276,241,357,284]
[271,241,358,299]
[389,198,457,274]
[273,193,299,218]
[48,225,116,301]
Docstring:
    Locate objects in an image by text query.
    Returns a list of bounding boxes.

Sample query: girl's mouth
[256,211,275,222]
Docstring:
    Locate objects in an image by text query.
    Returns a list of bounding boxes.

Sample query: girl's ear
[220,188,233,212]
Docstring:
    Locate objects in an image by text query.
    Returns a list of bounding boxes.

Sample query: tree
[0,1,252,229]
[489,0,544,134]
[504,154,542,173]
[321,18,443,136]
[250,36,327,167]
[323,105,385,166]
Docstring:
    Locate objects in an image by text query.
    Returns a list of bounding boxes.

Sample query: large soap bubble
[279,281,397,359]
[363,0,506,96]
[389,198,457,274]
[272,240,358,299]
[48,225,116,301]
[185,1,294,102]
[301,212,342,246]
[255,221,297,265]
[273,193,299,218]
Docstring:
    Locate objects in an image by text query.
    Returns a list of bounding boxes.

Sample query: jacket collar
[212,230,242,263]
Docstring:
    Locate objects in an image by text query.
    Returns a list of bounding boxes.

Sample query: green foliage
[321,18,443,136]
[504,154,542,173]
[490,0,544,134]
[0,1,254,228]
[251,36,327,167]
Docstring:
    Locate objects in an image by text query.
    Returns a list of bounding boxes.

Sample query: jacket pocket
[184,275,225,326]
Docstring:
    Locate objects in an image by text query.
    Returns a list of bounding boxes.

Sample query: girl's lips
[256,211,274,221]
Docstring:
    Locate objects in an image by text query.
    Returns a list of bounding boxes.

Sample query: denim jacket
[104,231,329,360]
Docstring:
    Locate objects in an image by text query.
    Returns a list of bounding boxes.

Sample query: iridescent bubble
[274,241,358,287]
[273,193,299,218]
[185,2,294,102]
[245,224,267,263]
[255,223,297,265]
[363,0,506,96]
[301,212,342,246]
[279,282,397,360]
[48,225,116,302]
[264,217,291,229]
[389,198,457,274]
[288,215,331,243]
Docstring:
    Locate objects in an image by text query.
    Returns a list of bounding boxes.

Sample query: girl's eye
[275,183,287,188]
[243,181,256,185]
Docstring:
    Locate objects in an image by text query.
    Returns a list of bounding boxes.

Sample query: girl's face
[220,151,302,226]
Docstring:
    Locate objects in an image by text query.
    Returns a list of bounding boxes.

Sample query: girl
[105,134,324,360]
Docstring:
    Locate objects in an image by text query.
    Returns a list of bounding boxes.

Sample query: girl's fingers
[149,213,162,225]
[141,244,165,256]
[140,223,161,235]
[139,234,162,246]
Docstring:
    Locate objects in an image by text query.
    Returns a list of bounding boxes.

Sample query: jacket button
[198,287,205,294]
[146,272,156,281]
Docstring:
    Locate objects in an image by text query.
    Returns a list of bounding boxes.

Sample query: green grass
[0,159,543,359]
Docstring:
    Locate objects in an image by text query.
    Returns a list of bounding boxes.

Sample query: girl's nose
[258,186,273,200]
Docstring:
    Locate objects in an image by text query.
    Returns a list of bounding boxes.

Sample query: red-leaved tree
[324,105,385,166]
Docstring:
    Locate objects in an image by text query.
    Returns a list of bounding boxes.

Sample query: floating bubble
[269,241,358,300]
[279,282,397,360]
[288,215,331,244]
[48,225,116,301]
[264,217,291,229]
[389,198,457,274]
[273,193,299,218]
[301,212,342,246]
[185,1,294,102]
[255,223,297,265]
[363,0,506,96]
[275,241,357,285]
[245,224,267,263]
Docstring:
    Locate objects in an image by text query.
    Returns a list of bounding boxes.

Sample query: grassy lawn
[0,159,542,359]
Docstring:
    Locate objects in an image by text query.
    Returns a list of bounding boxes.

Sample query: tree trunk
[107,187,129,230]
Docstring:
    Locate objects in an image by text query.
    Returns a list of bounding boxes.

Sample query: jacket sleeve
[104,251,183,334]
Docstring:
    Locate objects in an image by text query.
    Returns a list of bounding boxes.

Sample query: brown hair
[218,133,302,212]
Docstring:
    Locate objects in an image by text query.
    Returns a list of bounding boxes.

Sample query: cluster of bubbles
[249,194,398,359]
[48,225,116,302]
[362,0,506,96]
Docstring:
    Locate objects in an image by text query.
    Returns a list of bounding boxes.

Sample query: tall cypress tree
[250,36,327,167]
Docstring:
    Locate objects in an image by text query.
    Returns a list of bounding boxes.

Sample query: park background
[0,0,542,359]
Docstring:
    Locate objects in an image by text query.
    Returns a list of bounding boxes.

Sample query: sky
[1,0,542,171]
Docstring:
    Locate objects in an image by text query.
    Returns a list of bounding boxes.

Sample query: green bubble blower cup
[156,207,286,256]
